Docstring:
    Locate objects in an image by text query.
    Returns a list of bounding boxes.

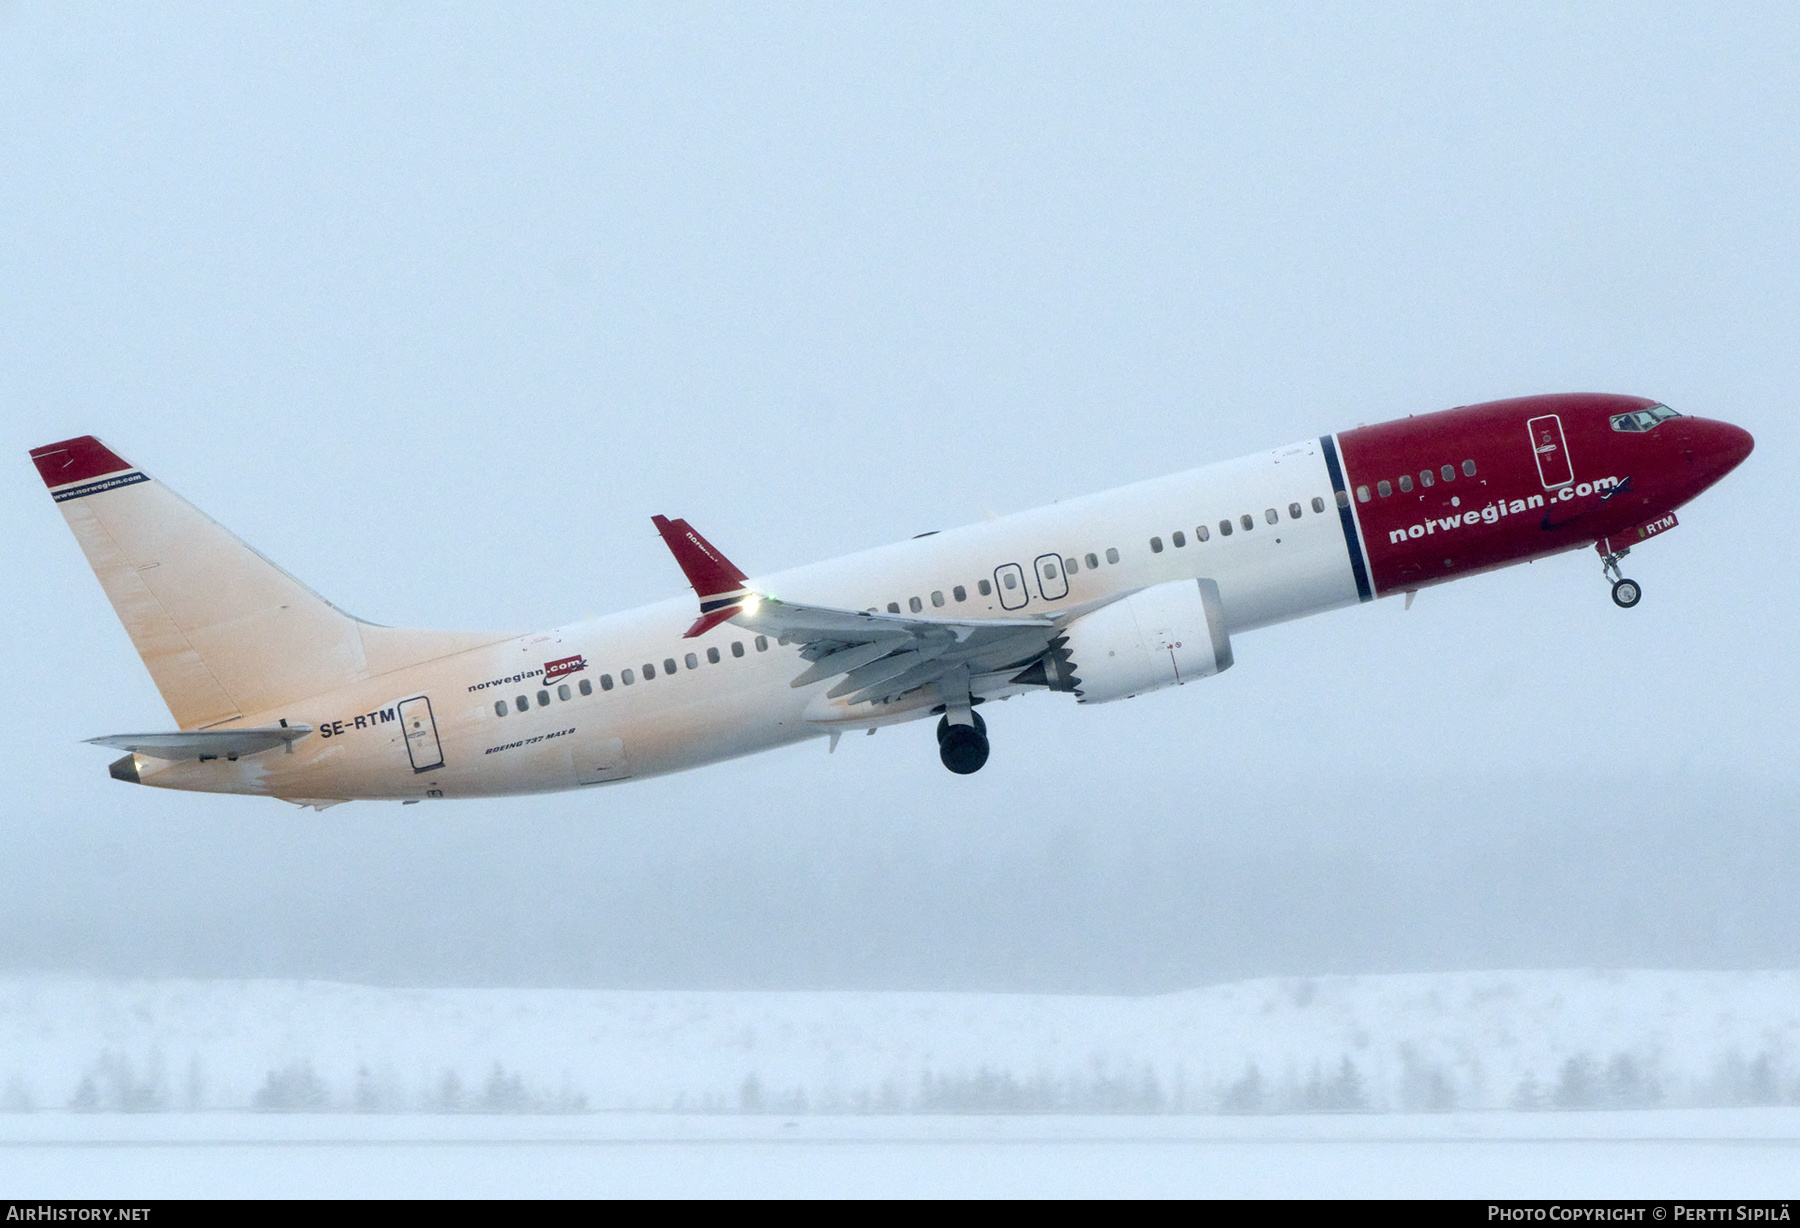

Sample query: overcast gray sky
[2,3,1795,990]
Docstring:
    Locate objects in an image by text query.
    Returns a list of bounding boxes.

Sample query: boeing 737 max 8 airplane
[30,392,1751,806]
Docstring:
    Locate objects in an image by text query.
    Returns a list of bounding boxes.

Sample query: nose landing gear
[936,709,989,775]
[1601,548,1641,609]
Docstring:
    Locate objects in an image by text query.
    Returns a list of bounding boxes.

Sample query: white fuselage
[140,439,1362,802]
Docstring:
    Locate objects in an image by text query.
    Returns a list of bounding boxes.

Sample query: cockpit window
[1610,404,1681,433]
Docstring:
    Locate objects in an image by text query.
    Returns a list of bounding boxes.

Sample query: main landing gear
[936,708,989,775]
[1601,548,1641,609]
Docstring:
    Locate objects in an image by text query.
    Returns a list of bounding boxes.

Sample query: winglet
[29,436,134,490]
[652,515,753,638]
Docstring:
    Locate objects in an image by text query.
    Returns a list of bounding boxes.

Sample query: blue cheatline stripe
[1319,436,1373,602]
[51,470,148,503]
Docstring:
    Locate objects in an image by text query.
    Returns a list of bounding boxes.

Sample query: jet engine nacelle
[1021,578,1234,704]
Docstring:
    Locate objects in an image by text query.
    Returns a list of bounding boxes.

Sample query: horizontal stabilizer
[86,725,313,760]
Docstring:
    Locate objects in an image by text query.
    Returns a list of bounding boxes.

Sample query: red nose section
[1717,421,1754,472]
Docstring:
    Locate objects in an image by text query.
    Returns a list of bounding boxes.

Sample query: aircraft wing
[85,726,313,760]
[654,515,1058,705]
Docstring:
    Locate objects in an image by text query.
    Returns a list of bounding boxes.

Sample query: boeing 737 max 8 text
[29,392,1752,805]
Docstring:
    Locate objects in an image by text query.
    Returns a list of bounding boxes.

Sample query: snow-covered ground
[5,1110,1799,1197]
[2,969,1796,1115]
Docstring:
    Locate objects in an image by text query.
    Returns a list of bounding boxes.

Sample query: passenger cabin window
[642,663,655,679]
[707,647,720,664]
[909,596,922,612]
[887,602,900,613]
[1441,464,1455,482]
[601,674,614,690]
[954,585,968,602]
[537,689,550,706]
[664,657,678,675]
[1288,502,1302,518]
[978,579,993,595]
[1219,519,1233,536]
[685,652,698,670]
[1171,531,1186,548]
[1377,480,1392,498]
[1463,459,1477,476]
[557,683,571,701]
[622,669,635,685]
[1195,525,1209,542]
[1356,485,1371,502]
[1240,514,1254,531]
[1064,558,1077,574]
[494,700,507,717]
[731,641,745,658]
[1420,470,1434,487]
[1335,490,1350,508]
[1265,508,1278,524]
[755,635,768,651]
[1312,496,1326,513]
[1105,548,1120,564]
[1084,553,1099,570]
[1398,475,1412,492]
[1150,536,1163,553]
[583,678,596,694]
[515,696,528,712]
[931,591,945,607]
